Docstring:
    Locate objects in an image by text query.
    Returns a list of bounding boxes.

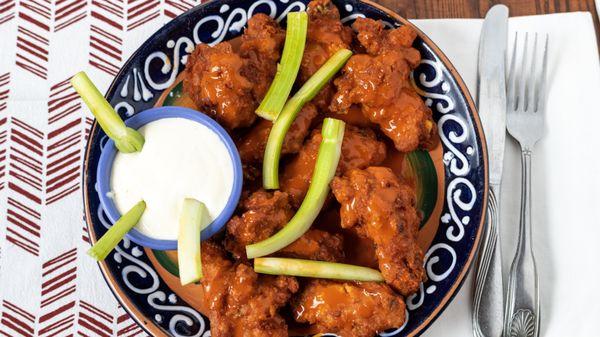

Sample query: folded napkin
[412,12,600,337]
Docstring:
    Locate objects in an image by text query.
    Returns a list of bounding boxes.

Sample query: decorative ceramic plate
[83,0,488,336]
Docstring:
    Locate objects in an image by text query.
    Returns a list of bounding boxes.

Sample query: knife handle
[473,184,504,337]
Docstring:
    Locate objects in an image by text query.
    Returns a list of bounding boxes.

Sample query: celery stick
[254,258,384,282]
[256,11,308,121]
[263,49,352,189]
[247,118,345,258]
[177,198,210,285]
[88,200,146,261]
[71,71,144,153]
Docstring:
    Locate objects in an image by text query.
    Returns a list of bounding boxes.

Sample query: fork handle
[504,149,540,337]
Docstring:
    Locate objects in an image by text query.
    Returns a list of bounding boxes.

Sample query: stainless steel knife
[472,5,509,337]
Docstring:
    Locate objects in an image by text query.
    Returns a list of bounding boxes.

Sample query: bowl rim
[95,106,243,250]
[82,0,489,336]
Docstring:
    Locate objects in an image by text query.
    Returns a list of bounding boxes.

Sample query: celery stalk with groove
[256,11,308,121]
[71,71,144,153]
[88,200,146,261]
[262,49,352,189]
[247,118,345,259]
[177,198,210,285]
[254,258,384,282]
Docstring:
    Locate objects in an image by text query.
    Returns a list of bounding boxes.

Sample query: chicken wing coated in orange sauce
[330,18,436,152]
[293,280,407,337]
[201,241,299,337]
[277,229,345,262]
[183,14,284,129]
[238,103,319,164]
[240,13,286,101]
[225,190,294,259]
[183,42,255,129]
[225,189,345,262]
[300,0,354,111]
[280,125,387,207]
[331,166,426,296]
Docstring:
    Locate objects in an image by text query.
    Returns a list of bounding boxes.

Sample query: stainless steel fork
[504,32,548,337]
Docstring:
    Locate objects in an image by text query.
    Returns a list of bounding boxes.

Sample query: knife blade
[478,5,508,187]
[472,5,508,337]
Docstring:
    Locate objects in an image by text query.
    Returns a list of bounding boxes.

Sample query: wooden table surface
[374,0,600,47]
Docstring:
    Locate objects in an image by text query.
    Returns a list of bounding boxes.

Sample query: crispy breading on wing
[225,190,294,259]
[183,14,284,129]
[292,280,407,337]
[238,104,319,164]
[201,241,299,337]
[277,229,345,262]
[330,18,436,152]
[225,190,345,262]
[240,13,286,100]
[300,0,354,110]
[183,42,255,129]
[280,125,386,207]
[330,166,425,296]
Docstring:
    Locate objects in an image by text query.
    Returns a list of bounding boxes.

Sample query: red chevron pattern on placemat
[0,300,36,337]
[6,118,44,256]
[38,248,78,337]
[45,77,84,205]
[77,300,114,337]
[0,72,9,191]
[163,0,200,19]
[54,0,87,32]
[89,0,124,76]
[0,0,15,25]
[0,0,214,335]
[126,0,159,31]
[15,0,51,79]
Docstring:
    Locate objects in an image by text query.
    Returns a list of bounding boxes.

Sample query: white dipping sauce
[110,118,234,240]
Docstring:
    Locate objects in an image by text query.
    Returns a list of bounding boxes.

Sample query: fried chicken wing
[293,280,407,337]
[301,0,354,110]
[225,189,345,262]
[278,229,344,262]
[280,125,386,207]
[331,166,425,296]
[201,241,299,337]
[330,18,436,152]
[225,190,294,259]
[183,42,255,129]
[240,13,286,100]
[183,14,284,129]
[238,104,319,164]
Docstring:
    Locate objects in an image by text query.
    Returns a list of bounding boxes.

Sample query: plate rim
[82,0,489,336]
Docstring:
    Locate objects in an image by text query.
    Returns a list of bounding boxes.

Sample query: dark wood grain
[374,0,600,48]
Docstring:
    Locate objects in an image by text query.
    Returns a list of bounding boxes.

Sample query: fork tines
[507,32,549,114]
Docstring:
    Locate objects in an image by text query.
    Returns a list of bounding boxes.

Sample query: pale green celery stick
[71,71,144,153]
[262,49,352,189]
[256,11,308,121]
[177,198,211,285]
[254,257,384,282]
[247,118,345,259]
[88,200,146,261]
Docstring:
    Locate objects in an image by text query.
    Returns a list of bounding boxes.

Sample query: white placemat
[413,12,600,337]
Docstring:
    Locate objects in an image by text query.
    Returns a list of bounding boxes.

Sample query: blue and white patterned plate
[83,0,488,336]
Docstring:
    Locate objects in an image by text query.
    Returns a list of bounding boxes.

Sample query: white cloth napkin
[412,12,600,337]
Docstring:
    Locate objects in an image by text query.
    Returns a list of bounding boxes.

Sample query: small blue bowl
[96,106,243,250]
